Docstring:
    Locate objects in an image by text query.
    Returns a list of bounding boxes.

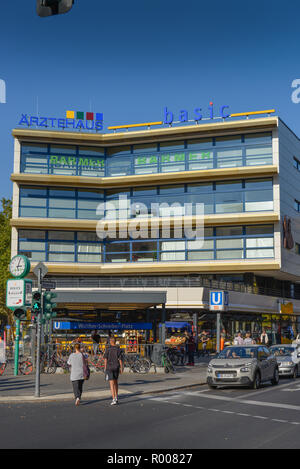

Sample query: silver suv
[207,345,279,389]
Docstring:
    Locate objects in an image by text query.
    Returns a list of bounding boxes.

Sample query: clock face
[9,255,30,278]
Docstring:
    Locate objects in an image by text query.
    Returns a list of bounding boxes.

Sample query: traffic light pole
[35,269,42,398]
[14,319,20,376]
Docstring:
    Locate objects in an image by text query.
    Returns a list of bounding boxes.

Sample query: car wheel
[252,371,261,389]
[292,366,298,380]
[207,383,217,389]
[271,367,279,385]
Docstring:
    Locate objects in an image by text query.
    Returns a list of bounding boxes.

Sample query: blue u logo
[211,292,222,305]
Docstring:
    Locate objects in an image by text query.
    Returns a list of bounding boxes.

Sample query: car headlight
[240,367,250,372]
[207,365,213,374]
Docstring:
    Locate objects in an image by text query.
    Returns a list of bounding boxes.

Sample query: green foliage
[0,198,12,325]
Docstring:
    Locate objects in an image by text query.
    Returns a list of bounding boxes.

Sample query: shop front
[52,320,153,354]
[47,289,167,353]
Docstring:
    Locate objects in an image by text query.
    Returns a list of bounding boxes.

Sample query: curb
[0,379,207,404]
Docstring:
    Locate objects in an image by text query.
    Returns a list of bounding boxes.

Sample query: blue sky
[1,0,300,198]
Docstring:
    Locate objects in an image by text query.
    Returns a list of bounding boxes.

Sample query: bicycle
[160,348,176,373]
[166,346,186,366]
[123,354,151,373]
[88,351,105,373]
[43,351,70,374]
[0,356,34,376]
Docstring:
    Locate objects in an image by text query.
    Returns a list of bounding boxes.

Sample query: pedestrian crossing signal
[32,291,42,314]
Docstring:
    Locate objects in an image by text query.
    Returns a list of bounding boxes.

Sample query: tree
[0,199,12,326]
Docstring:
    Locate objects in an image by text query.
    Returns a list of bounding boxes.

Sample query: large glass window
[20,132,274,178]
[217,148,243,168]
[19,177,274,221]
[107,146,131,177]
[17,225,275,263]
[133,144,159,175]
[21,144,48,174]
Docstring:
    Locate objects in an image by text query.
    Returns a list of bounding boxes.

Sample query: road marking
[152,399,300,426]
[281,385,300,393]
[181,391,300,412]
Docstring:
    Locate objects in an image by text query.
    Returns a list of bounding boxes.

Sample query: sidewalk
[0,359,209,403]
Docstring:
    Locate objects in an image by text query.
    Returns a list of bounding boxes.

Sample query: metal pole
[14,319,20,376]
[161,303,166,347]
[216,313,221,354]
[35,268,42,398]
[193,312,198,354]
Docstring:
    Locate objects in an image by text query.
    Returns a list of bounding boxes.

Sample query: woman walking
[67,343,87,406]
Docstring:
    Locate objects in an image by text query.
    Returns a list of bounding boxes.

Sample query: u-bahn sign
[209,291,229,311]
[53,321,152,331]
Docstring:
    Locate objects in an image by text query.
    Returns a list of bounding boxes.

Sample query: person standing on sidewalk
[67,343,88,406]
[243,331,255,345]
[91,330,101,356]
[104,337,124,405]
[260,329,269,345]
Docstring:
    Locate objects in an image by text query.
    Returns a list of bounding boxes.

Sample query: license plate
[217,373,235,378]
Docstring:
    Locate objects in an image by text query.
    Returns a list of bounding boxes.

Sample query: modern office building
[10,110,300,345]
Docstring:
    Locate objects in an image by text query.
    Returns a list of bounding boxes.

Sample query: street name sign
[6,279,32,310]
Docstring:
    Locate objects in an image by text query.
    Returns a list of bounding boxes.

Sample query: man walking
[104,337,123,405]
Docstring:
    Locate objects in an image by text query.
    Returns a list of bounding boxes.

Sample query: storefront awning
[159,321,191,330]
[54,289,166,311]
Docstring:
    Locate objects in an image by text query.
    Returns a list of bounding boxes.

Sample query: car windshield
[270,346,294,356]
[217,347,257,359]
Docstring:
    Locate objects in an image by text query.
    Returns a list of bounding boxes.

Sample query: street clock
[9,255,31,279]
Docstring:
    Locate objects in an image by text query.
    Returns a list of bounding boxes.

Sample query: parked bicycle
[0,356,33,376]
[166,346,186,366]
[43,351,70,374]
[123,353,151,373]
[160,348,176,373]
[88,351,105,372]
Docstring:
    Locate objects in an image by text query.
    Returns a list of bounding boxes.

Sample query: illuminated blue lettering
[220,105,230,118]
[179,110,188,122]
[164,107,173,124]
[95,121,103,131]
[65,119,75,129]
[194,108,202,121]
[39,118,48,127]
[76,120,85,129]
[30,116,39,126]
[85,120,95,130]
[18,114,30,126]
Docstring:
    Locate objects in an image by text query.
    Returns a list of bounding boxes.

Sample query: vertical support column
[153,306,157,343]
[193,312,198,354]
[161,303,166,347]
[216,313,221,354]
[146,308,150,343]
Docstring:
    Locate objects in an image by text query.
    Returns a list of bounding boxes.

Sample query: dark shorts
[106,368,120,381]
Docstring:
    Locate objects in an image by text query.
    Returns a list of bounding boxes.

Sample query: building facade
[10,112,300,345]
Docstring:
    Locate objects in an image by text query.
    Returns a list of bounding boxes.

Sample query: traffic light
[36,0,74,17]
[32,291,42,314]
[43,291,57,319]
[13,308,27,321]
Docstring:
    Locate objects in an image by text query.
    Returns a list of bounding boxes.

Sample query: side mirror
[297,353,300,358]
